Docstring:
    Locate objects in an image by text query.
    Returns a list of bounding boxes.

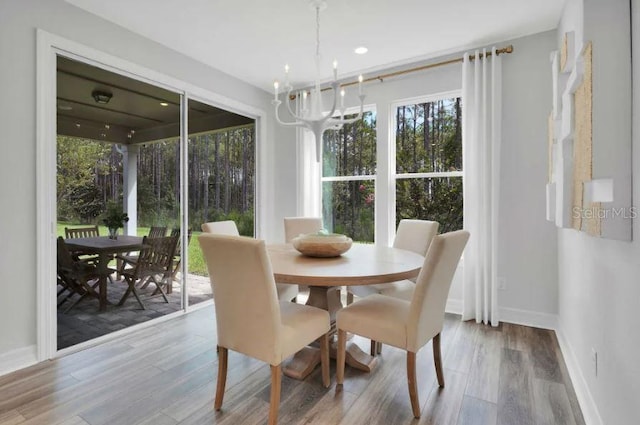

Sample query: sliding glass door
[55,55,256,350]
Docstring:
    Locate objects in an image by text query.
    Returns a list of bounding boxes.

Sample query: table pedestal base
[282,340,377,380]
[282,285,378,380]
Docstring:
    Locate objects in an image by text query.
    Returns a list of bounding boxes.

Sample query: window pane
[322,180,375,242]
[396,177,463,233]
[322,111,376,177]
[395,98,462,174]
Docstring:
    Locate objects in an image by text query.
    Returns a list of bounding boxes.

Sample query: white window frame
[320,105,377,238]
[389,90,463,231]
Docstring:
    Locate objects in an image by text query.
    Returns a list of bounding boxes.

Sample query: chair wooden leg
[336,329,346,385]
[121,277,146,310]
[130,286,146,309]
[319,333,330,388]
[370,340,383,356]
[433,333,444,387]
[346,292,354,305]
[214,346,228,410]
[268,364,282,425]
[150,277,169,303]
[407,351,420,418]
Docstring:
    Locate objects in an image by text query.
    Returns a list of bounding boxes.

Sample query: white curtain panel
[295,95,322,217]
[461,47,502,326]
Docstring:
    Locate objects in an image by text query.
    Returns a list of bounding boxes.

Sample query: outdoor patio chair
[168,228,192,290]
[64,225,100,239]
[116,226,168,277]
[148,226,167,238]
[64,225,115,284]
[64,225,101,264]
[118,234,179,310]
[56,236,104,313]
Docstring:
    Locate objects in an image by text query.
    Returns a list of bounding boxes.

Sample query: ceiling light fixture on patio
[92,90,112,104]
[272,0,365,162]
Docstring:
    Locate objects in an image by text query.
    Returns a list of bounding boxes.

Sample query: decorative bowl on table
[292,231,353,257]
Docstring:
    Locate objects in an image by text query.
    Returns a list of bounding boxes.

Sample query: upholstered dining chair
[198,234,330,425]
[283,216,323,242]
[336,230,469,419]
[348,219,439,303]
[201,220,298,302]
[201,220,238,235]
[347,219,439,355]
[283,217,323,301]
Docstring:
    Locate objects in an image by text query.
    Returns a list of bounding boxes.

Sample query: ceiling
[65,0,564,92]
[57,56,253,144]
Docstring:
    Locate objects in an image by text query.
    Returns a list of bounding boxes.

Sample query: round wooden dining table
[267,243,424,380]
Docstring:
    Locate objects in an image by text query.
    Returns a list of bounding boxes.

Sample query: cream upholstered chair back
[201,220,239,236]
[393,219,439,256]
[198,234,282,365]
[407,230,469,352]
[284,217,323,242]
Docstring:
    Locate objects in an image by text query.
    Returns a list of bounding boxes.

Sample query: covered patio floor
[57,274,212,350]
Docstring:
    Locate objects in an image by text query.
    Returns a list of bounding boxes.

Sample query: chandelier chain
[315,5,320,58]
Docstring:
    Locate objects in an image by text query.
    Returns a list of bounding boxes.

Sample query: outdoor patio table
[266,243,424,380]
[64,236,145,311]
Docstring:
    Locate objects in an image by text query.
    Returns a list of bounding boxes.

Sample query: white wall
[498,30,559,319]
[0,0,292,361]
[557,0,640,424]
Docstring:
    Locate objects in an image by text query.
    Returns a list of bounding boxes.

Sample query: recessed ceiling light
[58,104,73,111]
[160,102,169,106]
[354,46,368,55]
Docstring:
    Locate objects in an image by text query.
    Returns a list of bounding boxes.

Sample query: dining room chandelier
[272,0,366,162]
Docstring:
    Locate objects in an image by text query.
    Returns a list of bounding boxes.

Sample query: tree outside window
[395,97,463,233]
[322,110,376,242]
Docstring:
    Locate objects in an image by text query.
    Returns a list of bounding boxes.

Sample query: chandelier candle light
[273,0,366,162]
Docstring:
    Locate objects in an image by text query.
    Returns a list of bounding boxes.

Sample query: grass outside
[58,222,207,276]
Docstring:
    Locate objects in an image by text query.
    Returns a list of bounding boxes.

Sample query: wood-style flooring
[0,306,585,425]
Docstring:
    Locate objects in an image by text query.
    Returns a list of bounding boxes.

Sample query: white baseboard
[498,306,558,330]
[0,345,38,377]
[446,300,558,330]
[445,298,463,315]
[555,327,604,425]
